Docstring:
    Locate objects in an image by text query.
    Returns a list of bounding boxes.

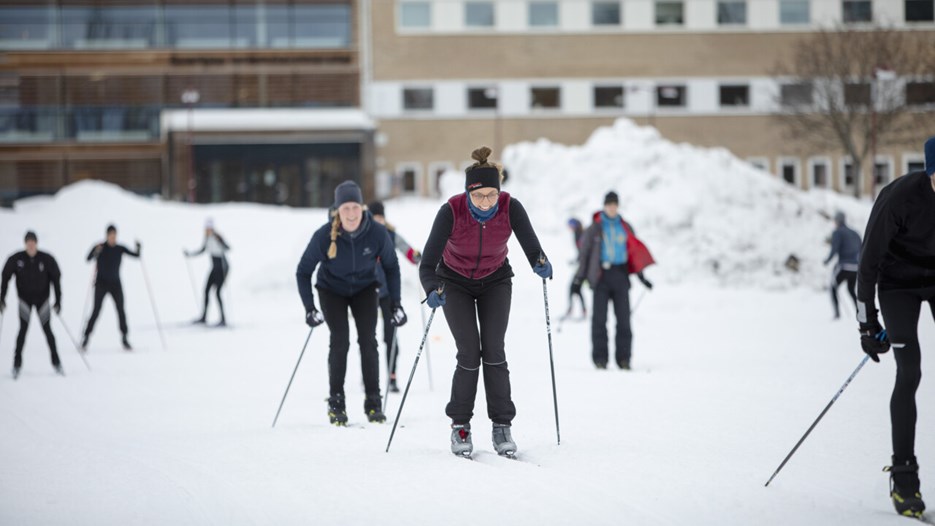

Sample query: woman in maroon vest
[419,146,551,458]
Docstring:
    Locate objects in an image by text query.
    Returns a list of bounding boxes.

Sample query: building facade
[0,0,374,207]
[368,0,935,198]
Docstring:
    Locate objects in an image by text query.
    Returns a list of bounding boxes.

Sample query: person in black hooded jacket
[296,181,405,426]
[1,231,63,378]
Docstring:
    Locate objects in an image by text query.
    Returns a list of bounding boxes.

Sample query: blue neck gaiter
[467,194,499,223]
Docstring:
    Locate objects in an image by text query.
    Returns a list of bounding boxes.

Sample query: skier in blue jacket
[296,181,407,426]
[824,211,861,319]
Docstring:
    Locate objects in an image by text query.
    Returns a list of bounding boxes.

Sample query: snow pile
[500,119,871,289]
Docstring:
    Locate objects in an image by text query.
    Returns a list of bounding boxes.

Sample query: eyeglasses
[469,190,499,204]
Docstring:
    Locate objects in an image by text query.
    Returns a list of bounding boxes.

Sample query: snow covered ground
[2,121,934,525]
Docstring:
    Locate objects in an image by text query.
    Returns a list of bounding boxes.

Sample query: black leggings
[831,269,857,316]
[203,257,227,322]
[879,286,935,460]
[441,278,515,426]
[85,280,127,337]
[14,298,60,368]
[318,284,381,407]
[378,295,399,376]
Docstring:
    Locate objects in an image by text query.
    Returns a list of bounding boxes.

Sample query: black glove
[306,309,324,328]
[859,318,890,362]
[638,273,653,290]
[391,305,408,327]
[571,277,583,295]
[53,301,61,315]
[136,241,142,254]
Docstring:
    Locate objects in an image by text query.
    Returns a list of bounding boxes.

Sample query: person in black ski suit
[296,181,406,426]
[82,224,140,351]
[565,217,587,319]
[857,136,935,519]
[1,231,64,378]
[824,211,861,319]
[184,218,230,326]
[574,191,654,370]
[369,201,421,393]
[420,146,551,458]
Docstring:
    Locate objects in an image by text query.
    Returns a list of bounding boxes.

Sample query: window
[905,0,934,22]
[906,82,935,105]
[810,158,830,188]
[592,1,621,25]
[843,160,857,188]
[268,4,351,48]
[594,86,624,108]
[465,2,495,27]
[398,165,419,193]
[531,87,561,109]
[717,1,747,24]
[780,0,810,24]
[844,82,871,106]
[468,87,498,109]
[61,6,158,49]
[400,1,431,28]
[719,85,749,107]
[529,1,559,27]
[655,2,684,25]
[780,159,800,185]
[403,88,434,110]
[0,6,52,48]
[657,85,686,107]
[874,159,892,187]
[780,83,813,105]
[842,1,872,23]
[907,160,925,172]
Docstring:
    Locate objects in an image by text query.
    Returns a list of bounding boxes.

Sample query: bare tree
[774,24,934,197]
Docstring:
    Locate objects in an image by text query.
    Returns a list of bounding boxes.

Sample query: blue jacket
[296,212,401,312]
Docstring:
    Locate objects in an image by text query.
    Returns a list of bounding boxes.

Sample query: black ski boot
[80,334,89,351]
[54,364,65,376]
[885,456,926,518]
[121,336,132,351]
[388,375,400,393]
[365,395,386,423]
[12,366,20,380]
[327,394,348,426]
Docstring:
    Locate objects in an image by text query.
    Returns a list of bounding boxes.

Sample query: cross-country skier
[824,211,860,319]
[574,191,655,370]
[369,200,421,393]
[296,181,406,426]
[82,224,140,351]
[1,231,63,378]
[564,217,587,320]
[419,146,551,458]
[857,136,935,519]
[184,218,230,327]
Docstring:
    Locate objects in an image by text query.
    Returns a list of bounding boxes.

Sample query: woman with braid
[296,181,406,426]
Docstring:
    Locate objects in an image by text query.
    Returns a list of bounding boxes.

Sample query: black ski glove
[53,300,61,315]
[571,277,583,295]
[637,272,653,290]
[859,318,890,362]
[136,241,142,255]
[306,309,324,328]
[391,305,408,327]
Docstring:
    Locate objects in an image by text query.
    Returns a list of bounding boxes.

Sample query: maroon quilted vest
[442,192,512,280]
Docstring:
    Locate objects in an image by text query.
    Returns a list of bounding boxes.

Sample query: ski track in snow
[1,120,932,525]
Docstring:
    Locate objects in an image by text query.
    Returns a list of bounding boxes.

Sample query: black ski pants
[14,297,60,369]
[880,285,935,462]
[319,284,381,408]
[831,268,857,317]
[84,280,128,337]
[378,295,399,376]
[591,265,632,366]
[442,278,515,426]
[202,257,227,322]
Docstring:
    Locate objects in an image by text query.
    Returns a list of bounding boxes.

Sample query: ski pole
[764,354,870,487]
[272,327,315,428]
[139,256,167,351]
[182,251,200,311]
[420,300,434,391]
[541,276,561,446]
[383,327,399,413]
[55,312,91,371]
[631,289,648,316]
[386,304,438,453]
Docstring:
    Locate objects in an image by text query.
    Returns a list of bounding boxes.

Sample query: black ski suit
[857,171,935,462]
[188,233,230,324]
[1,250,62,369]
[84,242,139,339]
[419,193,545,426]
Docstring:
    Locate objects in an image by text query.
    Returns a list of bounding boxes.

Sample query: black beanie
[24,231,37,243]
[604,191,619,205]
[334,181,363,207]
[368,201,385,217]
[465,146,501,192]
[106,224,116,234]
